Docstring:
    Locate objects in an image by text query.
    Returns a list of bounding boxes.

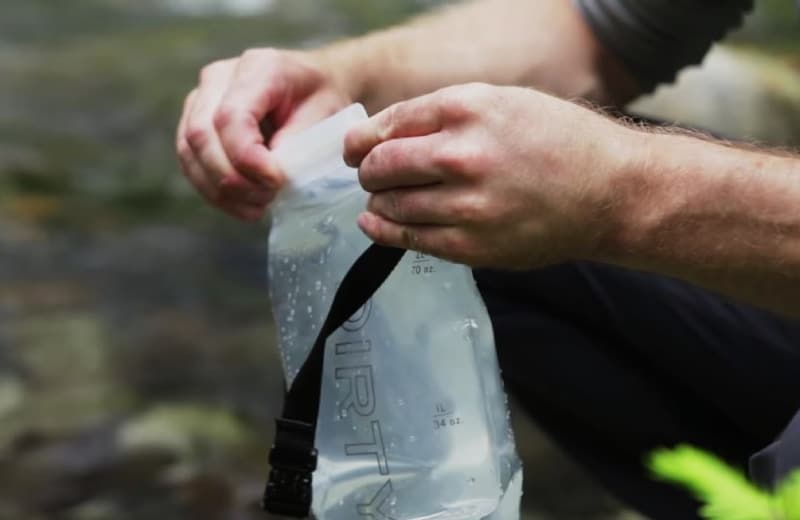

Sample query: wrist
[591,127,664,266]
[310,40,371,106]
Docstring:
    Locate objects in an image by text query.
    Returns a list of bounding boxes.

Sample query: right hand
[176,48,352,220]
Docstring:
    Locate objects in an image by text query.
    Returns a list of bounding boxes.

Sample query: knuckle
[438,233,464,256]
[438,90,476,120]
[185,125,210,151]
[176,138,192,159]
[379,142,404,171]
[432,146,467,173]
[388,191,405,221]
[213,105,236,132]
[452,195,489,223]
[357,157,377,190]
[378,103,402,140]
[435,143,490,179]
[229,145,257,174]
[229,150,249,173]
[439,83,493,120]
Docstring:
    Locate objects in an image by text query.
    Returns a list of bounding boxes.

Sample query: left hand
[344,83,642,269]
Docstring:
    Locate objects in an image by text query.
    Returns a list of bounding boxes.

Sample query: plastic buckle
[262,419,318,517]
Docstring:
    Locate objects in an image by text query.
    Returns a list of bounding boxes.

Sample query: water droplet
[290,263,297,272]
[397,399,405,407]
[314,280,322,291]
[443,281,453,291]
[307,305,313,314]
[408,435,417,443]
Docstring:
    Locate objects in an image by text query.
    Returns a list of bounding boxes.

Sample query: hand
[176,49,352,220]
[344,83,641,269]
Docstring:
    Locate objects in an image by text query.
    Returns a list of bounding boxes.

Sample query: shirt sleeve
[575,0,754,92]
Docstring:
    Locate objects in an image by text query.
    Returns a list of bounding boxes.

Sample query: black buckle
[262,419,318,517]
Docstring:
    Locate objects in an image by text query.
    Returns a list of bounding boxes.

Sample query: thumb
[343,92,444,168]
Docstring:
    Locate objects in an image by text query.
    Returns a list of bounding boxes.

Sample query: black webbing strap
[262,244,406,517]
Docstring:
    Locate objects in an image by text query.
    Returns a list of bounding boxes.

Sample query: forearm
[603,132,800,316]
[314,0,637,112]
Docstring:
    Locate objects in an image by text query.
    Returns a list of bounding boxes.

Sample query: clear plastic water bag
[268,104,522,519]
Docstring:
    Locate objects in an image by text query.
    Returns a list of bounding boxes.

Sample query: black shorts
[475,263,800,519]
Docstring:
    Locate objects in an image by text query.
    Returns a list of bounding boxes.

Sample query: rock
[0,375,25,419]
[118,403,259,461]
[65,499,119,520]
[164,0,276,17]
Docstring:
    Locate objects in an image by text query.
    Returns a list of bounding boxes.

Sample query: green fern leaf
[648,445,774,520]
[776,469,800,520]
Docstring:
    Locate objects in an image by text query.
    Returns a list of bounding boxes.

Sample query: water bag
[263,104,522,519]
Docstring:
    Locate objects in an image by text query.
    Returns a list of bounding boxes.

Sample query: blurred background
[0,1,798,519]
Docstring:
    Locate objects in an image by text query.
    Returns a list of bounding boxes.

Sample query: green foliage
[648,445,800,520]
[777,471,800,520]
